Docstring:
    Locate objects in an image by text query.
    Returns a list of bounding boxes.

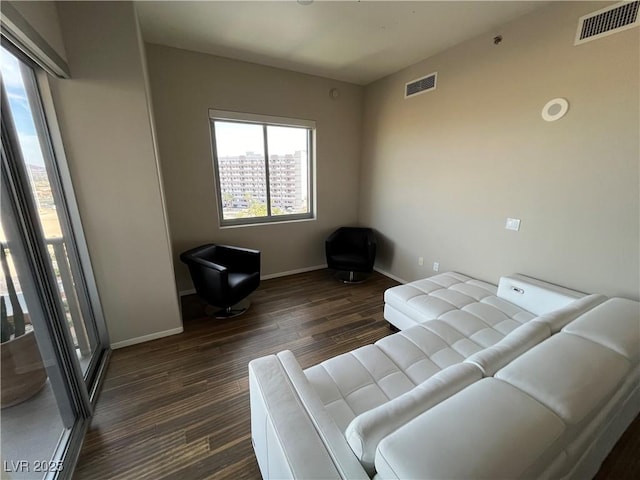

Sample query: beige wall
[7,0,67,61]
[359,1,639,300]
[145,44,364,292]
[48,1,182,345]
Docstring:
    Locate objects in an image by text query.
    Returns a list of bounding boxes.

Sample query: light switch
[505,218,521,231]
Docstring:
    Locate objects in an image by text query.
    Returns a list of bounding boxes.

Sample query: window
[209,110,315,226]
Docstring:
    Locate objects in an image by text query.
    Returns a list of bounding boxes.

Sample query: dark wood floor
[73,270,639,479]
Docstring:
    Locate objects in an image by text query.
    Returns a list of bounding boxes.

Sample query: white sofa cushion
[304,323,480,432]
[344,363,482,474]
[495,333,630,426]
[305,342,420,432]
[464,320,551,376]
[562,297,640,363]
[375,378,566,480]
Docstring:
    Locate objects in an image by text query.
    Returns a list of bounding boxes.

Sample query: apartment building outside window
[209,110,315,226]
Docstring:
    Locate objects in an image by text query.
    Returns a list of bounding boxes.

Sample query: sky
[0,46,45,167]
[214,121,308,157]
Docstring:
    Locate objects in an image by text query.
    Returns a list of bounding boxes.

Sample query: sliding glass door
[1,44,109,479]
[1,46,105,381]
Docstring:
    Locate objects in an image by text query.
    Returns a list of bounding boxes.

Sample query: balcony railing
[1,239,90,356]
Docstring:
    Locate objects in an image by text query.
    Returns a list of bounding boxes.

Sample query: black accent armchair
[325,227,376,283]
[180,244,261,318]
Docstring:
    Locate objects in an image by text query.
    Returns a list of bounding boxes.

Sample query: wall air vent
[405,72,437,99]
[575,1,639,45]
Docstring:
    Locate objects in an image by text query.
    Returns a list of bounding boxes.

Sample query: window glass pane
[214,121,267,220]
[267,126,309,216]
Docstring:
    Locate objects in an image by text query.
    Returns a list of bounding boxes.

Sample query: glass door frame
[25,60,110,389]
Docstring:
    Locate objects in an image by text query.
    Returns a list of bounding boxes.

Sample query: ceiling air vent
[575,1,639,45]
[405,72,437,99]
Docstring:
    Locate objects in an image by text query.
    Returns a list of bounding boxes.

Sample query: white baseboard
[260,264,327,280]
[123,267,398,348]
[374,267,408,284]
[110,326,184,349]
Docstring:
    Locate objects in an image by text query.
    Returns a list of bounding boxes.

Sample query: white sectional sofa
[249,272,640,479]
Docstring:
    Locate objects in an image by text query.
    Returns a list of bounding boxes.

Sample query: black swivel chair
[325,227,377,283]
[180,244,260,318]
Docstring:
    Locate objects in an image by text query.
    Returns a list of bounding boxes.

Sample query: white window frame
[209,109,316,227]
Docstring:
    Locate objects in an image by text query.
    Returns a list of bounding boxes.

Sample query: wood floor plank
[73,269,640,479]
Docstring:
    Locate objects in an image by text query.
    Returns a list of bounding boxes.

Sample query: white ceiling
[135,1,547,85]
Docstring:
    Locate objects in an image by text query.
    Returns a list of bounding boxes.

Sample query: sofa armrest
[532,294,607,333]
[249,353,368,480]
[216,245,261,273]
[345,362,483,475]
[497,274,586,316]
[464,321,551,377]
[182,254,227,273]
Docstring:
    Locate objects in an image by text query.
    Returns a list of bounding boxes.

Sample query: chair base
[334,270,370,284]
[204,299,251,319]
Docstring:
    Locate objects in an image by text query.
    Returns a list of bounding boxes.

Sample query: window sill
[219,216,316,229]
